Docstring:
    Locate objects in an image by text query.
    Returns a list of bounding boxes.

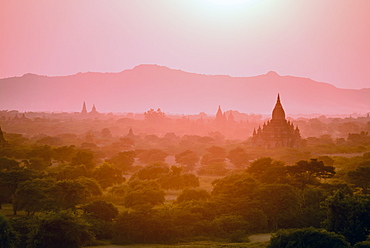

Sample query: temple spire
[275,93,282,107]
[272,93,285,120]
[91,104,97,113]
[215,105,226,122]
[81,101,87,114]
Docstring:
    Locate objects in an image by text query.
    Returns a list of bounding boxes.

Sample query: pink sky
[0,0,369,89]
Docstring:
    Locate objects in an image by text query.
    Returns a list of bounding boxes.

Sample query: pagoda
[252,94,301,148]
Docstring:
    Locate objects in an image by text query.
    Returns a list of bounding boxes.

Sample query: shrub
[82,200,118,221]
[27,211,94,248]
[268,227,350,248]
[0,214,19,248]
[354,241,370,248]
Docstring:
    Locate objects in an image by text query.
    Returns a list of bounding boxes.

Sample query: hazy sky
[1,0,369,89]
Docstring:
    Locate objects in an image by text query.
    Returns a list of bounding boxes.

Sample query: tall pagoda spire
[272,93,286,120]
[81,101,87,114]
[215,105,226,122]
[91,104,97,114]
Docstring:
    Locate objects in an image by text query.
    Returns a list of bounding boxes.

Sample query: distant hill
[1,64,369,115]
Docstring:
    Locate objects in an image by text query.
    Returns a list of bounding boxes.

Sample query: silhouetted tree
[347,165,370,194]
[52,180,91,210]
[137,149,168,164]
[287,159,335,190]
[227,147,249,168]
[323,190,370,244]
[82,200,118,221]
[159,166,199,190]
[268,227,349,248]
[0,168,38,212]
[130,164,169,181]
[201,146,226,165]
[27,211,94,248]
[255,184,300,230]
[106,150,136,172]
[71,150,95,168]
[175,150,199,171]
[76,177,102,196]
[13,178,56,215]
[246,157,287,184]
[144,108,166,123]
[101,128,112,138]
[124,179,165,209]
[93,162,125,189]
[0,157,19,170]
[52,145,76,163]
[176,188,210,204]
[0,214,19,248]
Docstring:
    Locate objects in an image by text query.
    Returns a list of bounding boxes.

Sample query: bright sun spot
[204,0,251,6]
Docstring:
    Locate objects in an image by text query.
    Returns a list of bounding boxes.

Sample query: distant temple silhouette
[81,102,99,117]
[252,94,301,148]
[215,105,227,123]
[90,104,99,115]
[215,105,235,124]
[81,101,88,114]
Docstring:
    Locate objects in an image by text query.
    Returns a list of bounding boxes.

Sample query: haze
[1,0,369,90]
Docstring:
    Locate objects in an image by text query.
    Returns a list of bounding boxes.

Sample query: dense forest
[1,110,370,248]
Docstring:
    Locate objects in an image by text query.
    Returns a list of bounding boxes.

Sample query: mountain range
[1,64,369,115]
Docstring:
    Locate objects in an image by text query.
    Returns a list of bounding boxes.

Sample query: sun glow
[204,0,252,5]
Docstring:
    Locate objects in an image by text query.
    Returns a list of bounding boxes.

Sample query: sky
[0,0,369,89]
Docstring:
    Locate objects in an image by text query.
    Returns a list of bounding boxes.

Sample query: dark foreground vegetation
[1,112,370,247]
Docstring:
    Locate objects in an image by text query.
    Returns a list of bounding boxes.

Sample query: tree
[268,227,349,248]
[255,184,300,230]
[323,191,370,244]
[36,136,62,146]
[211,214,249,242]
[136,149,168,164]
[211,173,258,216]
[317,155,335,166]
[28,211,94,248]
[0,214,19,248]
[354,241,370,248]
[55,164,90,180]
[124,179,165,209]
[0,157,19,170]
[113,209,177,244]
[0,168,38,212]
[26,158,50,171]
[197,162,228,176]
[159,166,199,190]
[93,162,125,189]
[52,180,91,209]
[106,150,136,172]
[175,150,199,171]
[76,177,102,196]
[246,157,287,184]
[227,147,249,168]
[144,108,166,123]
[71,150,95,168]
[83,200,118,221]
[200,146,226,165]
[287,159,335,190]
[28,145,52,165]
[176,188,210,204]
[347,165,370,194]
[130,165,169,181]
[52,145,76,163]
[14,178,56,215]
[101,128,112,138]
